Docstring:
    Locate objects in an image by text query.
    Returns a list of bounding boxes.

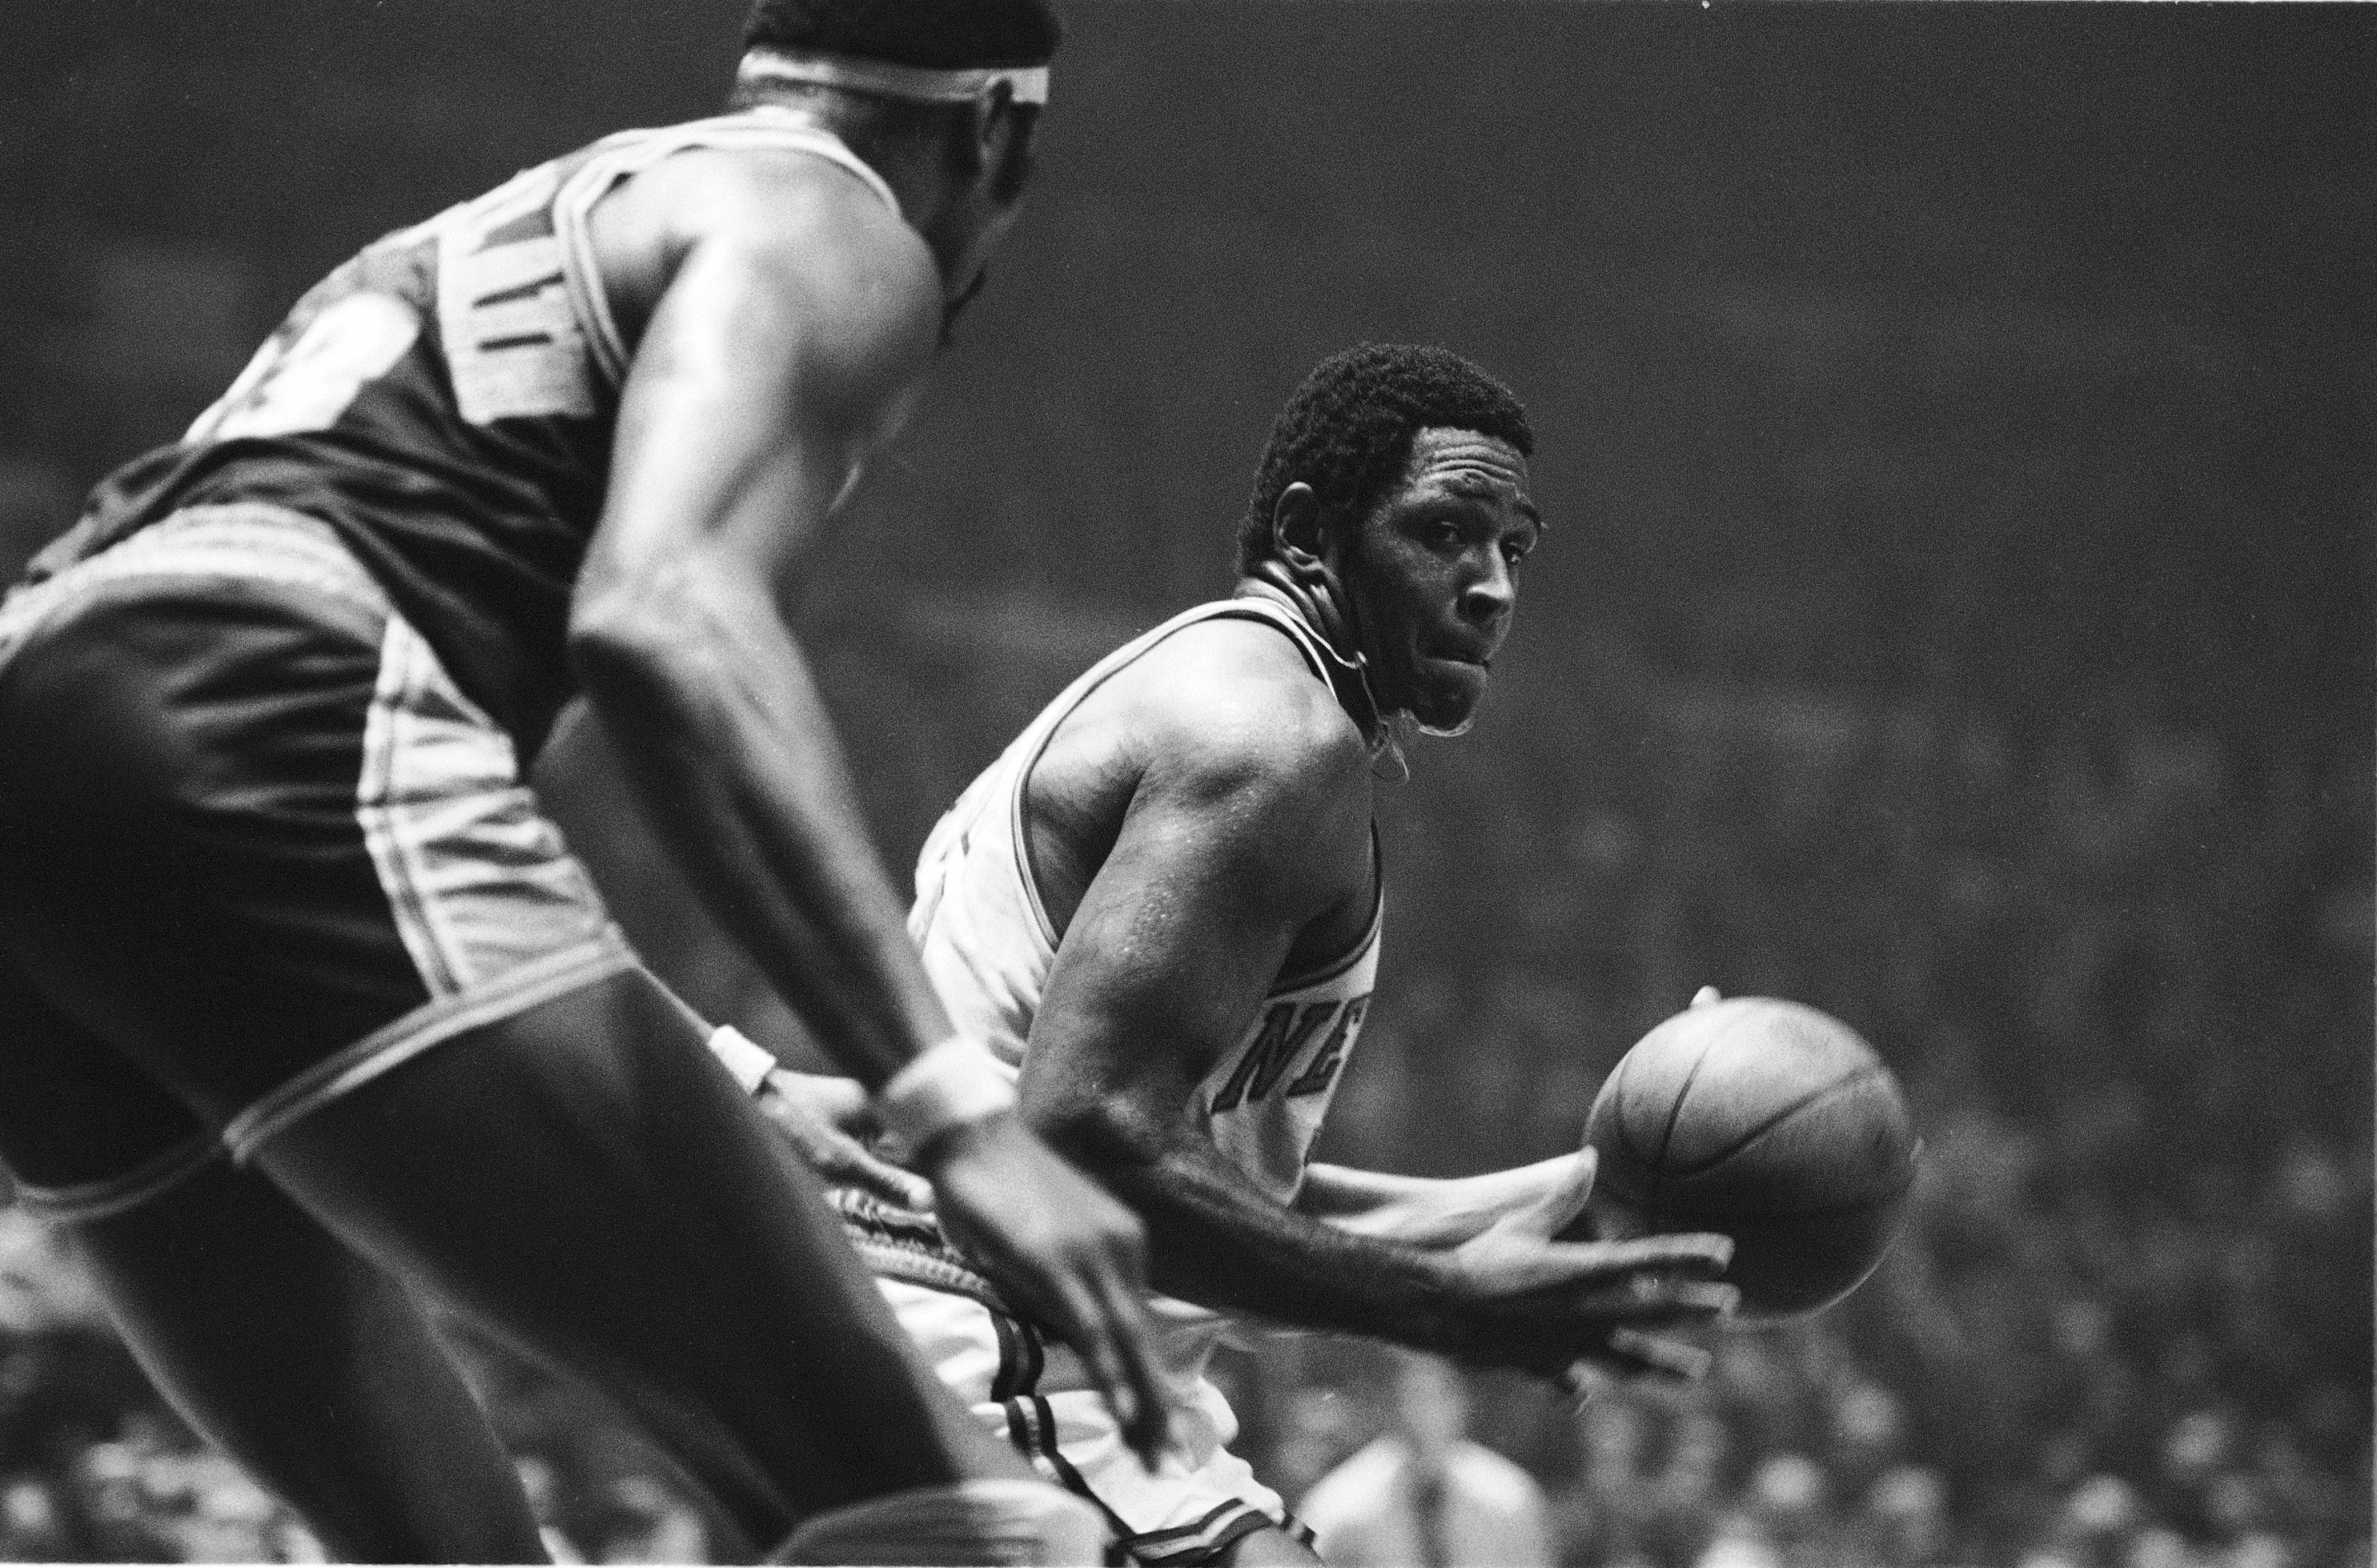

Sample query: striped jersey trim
[551,113,900,388]
[1004,598,1365,960]
[978,1298,1311,1568]
[222,932,635,1163]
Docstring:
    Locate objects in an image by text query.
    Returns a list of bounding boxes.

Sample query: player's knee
[773,1479,1107,1566]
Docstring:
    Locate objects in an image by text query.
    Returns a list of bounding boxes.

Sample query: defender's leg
[252,964,1045,1550]
[0,952,547,1565]
[72,1159,550,1566]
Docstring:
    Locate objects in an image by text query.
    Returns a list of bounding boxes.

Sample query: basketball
[1583,996,1921,1322]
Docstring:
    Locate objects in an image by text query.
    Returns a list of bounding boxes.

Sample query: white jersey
[837,597,1382,1308]
[831,598,1379,1557]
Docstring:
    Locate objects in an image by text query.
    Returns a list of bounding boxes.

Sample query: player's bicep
[1019,757,1352,1145]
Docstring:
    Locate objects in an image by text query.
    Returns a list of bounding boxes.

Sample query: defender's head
[738,0,1061,321]
[1240,343,1538,737]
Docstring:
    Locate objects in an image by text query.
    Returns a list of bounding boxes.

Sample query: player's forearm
[570,580,949,1089]
[1297,1158,1580,1248]
[1039,1108,1477,1351]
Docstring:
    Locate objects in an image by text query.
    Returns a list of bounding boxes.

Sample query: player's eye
[1428,519,1464,550]
[1501,540,1531,567]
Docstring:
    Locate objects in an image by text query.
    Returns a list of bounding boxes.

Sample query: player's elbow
[567,559,730,709]
[1023,1084,1167,1187]
[567,593,674,706]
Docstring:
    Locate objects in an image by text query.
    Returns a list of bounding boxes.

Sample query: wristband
[875,1037,1017,1150]
[707,1025,780,1096]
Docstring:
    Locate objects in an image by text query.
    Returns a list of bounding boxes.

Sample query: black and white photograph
[0,2,2367,1565]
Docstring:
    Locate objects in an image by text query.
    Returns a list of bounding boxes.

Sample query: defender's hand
[916,1110,1172,1466]
[1440,1148,1737,1385]
[756,1070,934,1211]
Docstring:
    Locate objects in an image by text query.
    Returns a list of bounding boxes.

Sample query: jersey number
[185,292,421,445]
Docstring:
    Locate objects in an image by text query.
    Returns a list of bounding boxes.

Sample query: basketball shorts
[0,503,631,1221]
[839,1192,1312,1566]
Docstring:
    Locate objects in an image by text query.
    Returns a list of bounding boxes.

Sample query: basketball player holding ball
[729,345,1742,1566]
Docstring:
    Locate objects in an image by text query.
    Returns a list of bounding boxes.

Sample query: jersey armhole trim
[1005,599,1362,961]
[1269,826,1383,994]
[553,116,905,390]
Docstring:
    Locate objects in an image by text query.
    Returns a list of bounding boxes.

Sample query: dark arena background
[0,3,2369,1564]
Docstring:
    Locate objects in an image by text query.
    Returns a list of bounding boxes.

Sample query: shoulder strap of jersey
[1002,597,1375,954]
[551,113,903,387]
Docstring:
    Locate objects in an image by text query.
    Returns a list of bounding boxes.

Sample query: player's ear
[1272,481,1327,571]
[971,82,1024,178]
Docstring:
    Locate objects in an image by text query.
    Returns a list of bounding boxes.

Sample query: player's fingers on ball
[1607,1282,1740,1329]
[1537,1148,1598,1230]
[1595,1231,1734,1277]
[1675,1280,1741,1318]
[1607,1328,1714,1382]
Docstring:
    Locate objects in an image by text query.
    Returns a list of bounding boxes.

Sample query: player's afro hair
[1239,343,1533,574]
[744,0,1061,68]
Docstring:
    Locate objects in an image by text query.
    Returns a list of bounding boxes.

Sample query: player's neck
[726,88,966,241]
[1232,572,1393,759]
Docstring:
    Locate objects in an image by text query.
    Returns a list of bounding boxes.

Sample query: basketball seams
[1642,1005,1760,1230]
[1661,1066,1889,1180]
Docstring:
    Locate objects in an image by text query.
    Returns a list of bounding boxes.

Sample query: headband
[738,50,1049,106]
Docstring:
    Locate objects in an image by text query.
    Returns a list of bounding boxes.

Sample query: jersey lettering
[1210,1000,1338,1115]
[1285,994,1368,1098]
[435,167,598,424]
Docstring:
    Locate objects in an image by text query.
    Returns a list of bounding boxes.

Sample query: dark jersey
[30,111,899,758]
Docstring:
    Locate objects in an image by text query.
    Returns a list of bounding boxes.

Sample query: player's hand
[914,1109,1173,1466]
[1439,1147,1737,1385]
[755,1070,935,1211]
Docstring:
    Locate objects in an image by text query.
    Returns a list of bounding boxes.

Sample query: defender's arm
[567,154,1166,1454]
[573,157,946,1084]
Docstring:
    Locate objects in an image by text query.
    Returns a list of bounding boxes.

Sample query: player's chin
[1407,659,1489,731]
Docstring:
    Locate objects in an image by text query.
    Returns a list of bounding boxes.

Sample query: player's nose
[1460,551,1515,631]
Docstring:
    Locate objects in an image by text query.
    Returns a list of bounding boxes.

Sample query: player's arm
[574,156,947,1084]
[568,153,1166,1454]
[1295,988,1733,1245]
[1292,1156,1588,1248]
[1018,681,1736,1382]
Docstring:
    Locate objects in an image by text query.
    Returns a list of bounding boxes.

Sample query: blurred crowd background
[1,3,2367,1565]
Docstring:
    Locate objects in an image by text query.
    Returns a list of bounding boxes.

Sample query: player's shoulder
[1124,614,1372,800]
[602,132,939,348]
[665,138,911,243]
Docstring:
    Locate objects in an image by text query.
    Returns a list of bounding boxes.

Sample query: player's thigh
[69,1157,546,1566]
[0,953,215,1226]
[0,567,437,1120]
[253,965,1037,1517]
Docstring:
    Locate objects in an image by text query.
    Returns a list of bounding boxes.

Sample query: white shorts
[873,1278,1313,1566]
